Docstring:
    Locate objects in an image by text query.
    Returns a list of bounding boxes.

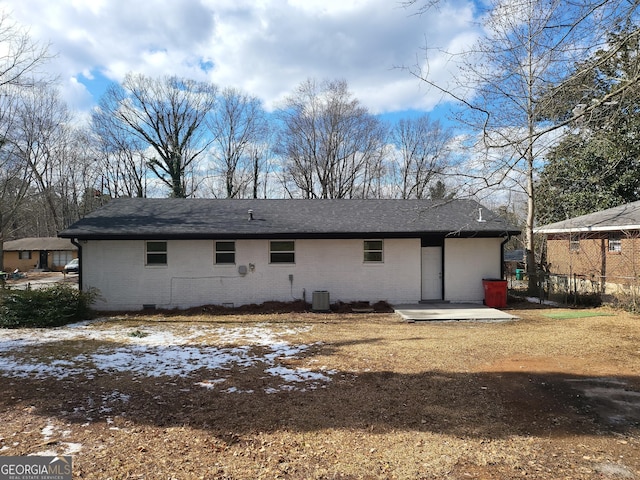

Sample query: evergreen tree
[536,27,640,224]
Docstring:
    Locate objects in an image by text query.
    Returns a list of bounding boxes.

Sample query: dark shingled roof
[58,198,520,240]
[537,200,640,234]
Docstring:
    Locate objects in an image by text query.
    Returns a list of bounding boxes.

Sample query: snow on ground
[28,420,82,457]
[0,320,335,393]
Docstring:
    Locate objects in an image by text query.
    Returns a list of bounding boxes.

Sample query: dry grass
[1,304,639,479]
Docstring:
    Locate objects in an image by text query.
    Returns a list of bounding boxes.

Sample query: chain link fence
[508,271,640,310]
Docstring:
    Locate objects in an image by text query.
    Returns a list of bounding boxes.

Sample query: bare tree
[9,83,72,234]
[0,12,52,270]
[247,140,273,199]
[57,128,105,222]
[1,86,97,241]
[0,12,52,89]
[207,87,269,198]
[275,78,387,199]
[0,93,31,270]
[94,73,217,198]
[92,104,149,198]
[389,115,452,199]
[407,0,640,288]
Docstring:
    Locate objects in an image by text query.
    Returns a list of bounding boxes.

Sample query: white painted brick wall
[82,238,422,310]
[444,237,503,302]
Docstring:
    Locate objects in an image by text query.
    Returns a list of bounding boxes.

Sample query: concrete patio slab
[393,303,519,322]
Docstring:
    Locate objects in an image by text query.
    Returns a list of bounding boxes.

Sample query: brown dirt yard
[0,302,639,479]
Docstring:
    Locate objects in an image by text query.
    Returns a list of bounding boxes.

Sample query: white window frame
[608,235,622,253]
[569,234,580,252]
[215,241,236,264]
[270,240,295,264]
[364,240,384,263]
[52,251,72,267]
[146,241,168,266]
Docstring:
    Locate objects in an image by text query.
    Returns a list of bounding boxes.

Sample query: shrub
[0,284,97,328]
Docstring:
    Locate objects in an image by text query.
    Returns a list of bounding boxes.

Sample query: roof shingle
[537,200,640,234]
[58,198,519,240]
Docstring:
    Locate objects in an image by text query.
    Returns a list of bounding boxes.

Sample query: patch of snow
[29,449,58,457]
[266,366,334,383]
[223,386,254,394]
[525,296,561,306]
[195,379,226,389]
[0,321,334,393]
[63,442,82,455]
[30,423,82,457]
[29,442,82,457]
[41,424,55,440]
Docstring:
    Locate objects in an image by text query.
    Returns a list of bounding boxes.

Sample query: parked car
[63,258,79,274]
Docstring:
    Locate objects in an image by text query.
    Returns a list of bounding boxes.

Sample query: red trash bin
[482,279,507,308]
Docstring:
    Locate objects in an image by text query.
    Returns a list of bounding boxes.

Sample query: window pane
[216,252,235,264]
[147,253,167,265]
[364,251,383,262]
[53,251,72,266]
[271,241,294,252]
[216,241,235,252]
[271,252,295,263]
[147,241,167,253]
[364,240,383,251]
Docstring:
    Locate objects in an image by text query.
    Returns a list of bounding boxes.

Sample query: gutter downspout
[501,235,511,280]
[70,238,82,291]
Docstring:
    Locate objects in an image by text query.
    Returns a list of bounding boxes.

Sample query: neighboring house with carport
[537,200,640,294]
[58,198,520,311]
[3,237,78,272]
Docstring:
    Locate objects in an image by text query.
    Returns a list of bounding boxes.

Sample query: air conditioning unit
[312,291,330,312]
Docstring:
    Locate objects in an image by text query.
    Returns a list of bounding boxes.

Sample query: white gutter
[536,224,640,234]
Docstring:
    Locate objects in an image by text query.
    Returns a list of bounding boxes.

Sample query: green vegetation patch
[0,284,96,328]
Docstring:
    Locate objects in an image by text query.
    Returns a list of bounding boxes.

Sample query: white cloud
[2,0,480,116]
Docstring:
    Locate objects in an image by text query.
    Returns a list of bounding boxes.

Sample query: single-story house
[537,200,640,288]
[58,198,520,311]
[2,237,78,272]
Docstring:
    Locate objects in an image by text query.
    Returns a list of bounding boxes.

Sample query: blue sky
[3,0,480,124]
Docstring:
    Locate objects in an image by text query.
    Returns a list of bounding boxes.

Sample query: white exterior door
[421,247,442,300]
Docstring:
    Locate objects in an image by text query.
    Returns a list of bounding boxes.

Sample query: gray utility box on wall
[312,291,330,312]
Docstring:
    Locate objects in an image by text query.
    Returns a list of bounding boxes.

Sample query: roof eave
[536,224,640,234]
[59,229,519,241]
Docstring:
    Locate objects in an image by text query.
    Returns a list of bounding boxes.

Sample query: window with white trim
[569,234,580,252]
[52,251,72,266]
[146,241,167,265]
[270,241,295,263]
[608,235,622,253]
[364,240,383,262]
[215,241,235,264]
